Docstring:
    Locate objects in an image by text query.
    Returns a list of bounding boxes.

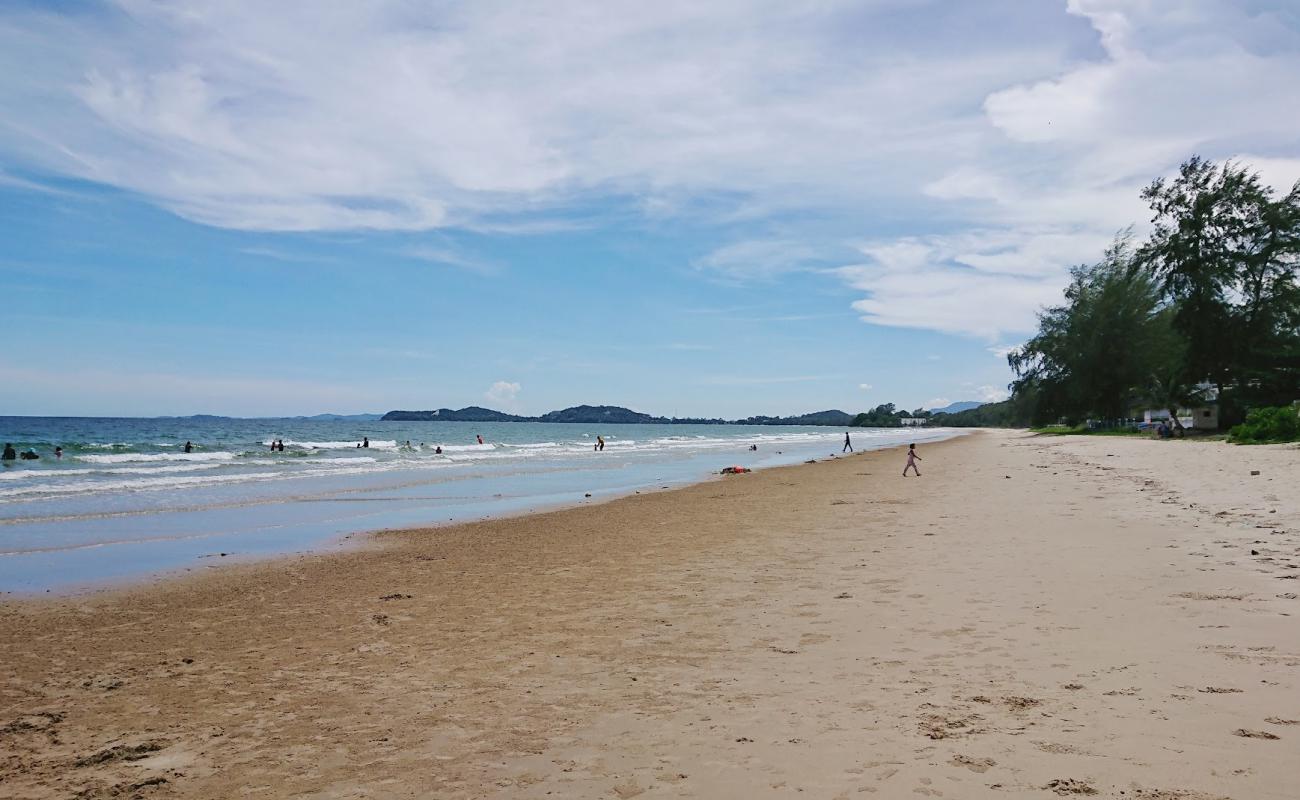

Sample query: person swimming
[476,434,484,445]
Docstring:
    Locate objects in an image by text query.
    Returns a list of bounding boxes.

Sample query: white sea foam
[436,443,494,452]
[270,439,399,450]
[0,471,285,499]
[0,462,233,480]
[76,451,239,464]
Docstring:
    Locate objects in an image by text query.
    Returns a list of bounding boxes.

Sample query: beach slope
[1,430,1297,798]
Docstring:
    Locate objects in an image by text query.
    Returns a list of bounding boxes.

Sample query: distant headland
[379,403,1002,427]
[380,405,855,426]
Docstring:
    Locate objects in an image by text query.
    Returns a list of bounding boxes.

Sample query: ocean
[0,417,962,593]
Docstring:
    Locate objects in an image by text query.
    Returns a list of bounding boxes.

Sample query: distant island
[379,405,1002,427]
[381,405,860,426]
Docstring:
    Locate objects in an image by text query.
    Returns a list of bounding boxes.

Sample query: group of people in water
[2,443,60,461]
[4,431,926,478]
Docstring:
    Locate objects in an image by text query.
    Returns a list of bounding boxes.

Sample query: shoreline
[0,440,899,602]
[3,431,1296,798]
[1,429,966,597]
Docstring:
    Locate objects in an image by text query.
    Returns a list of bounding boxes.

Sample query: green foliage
[1139,157,1300,419]
[929,399,1025,428]
[1030,425,1146,437]
[1227,406,1300,444]
[1009,235,1171,425]
[851,403,903,427]
[1011,156,1300,428]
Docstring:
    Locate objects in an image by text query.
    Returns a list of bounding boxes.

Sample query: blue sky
[2,1,1298,417]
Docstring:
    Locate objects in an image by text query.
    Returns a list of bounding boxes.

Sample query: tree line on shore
[1000,156,1300,438]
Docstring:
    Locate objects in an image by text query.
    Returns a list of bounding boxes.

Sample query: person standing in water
[903,443,922,476]
[476,434,484,445]
[54,446,63,459]
[2,443,15,461]
[183,441,193,453]
[843,432,853,453]
[362,436,370,448]
[596,435,605,451]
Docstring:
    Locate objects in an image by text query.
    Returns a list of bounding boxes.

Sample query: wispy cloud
[0,168,70,196]
[700,374,844,386]
[238,246,335,263]
[0,0,1295,344]
[402,246,499,276]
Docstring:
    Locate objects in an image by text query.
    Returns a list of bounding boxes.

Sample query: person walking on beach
[903,443,922,476]
[843,432,853,453]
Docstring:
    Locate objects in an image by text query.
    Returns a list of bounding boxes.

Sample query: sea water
[0,417,962,593]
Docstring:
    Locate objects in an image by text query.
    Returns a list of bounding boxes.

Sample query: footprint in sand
[949,754,996,773]
[1044,777,1098,795]
[1233,728,1281,740]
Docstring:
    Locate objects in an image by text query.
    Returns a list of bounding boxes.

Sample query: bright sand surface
[2,430,1297,799]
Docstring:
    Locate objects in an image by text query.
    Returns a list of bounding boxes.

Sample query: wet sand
[1,430,1297,798]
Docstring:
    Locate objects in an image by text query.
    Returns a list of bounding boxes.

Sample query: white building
[1143,406,1218,430]
[899,417,927,427]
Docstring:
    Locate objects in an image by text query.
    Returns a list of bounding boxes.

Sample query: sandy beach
[1,429,1297,799]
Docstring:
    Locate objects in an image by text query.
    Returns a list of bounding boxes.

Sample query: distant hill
[294,413,384,421]
[928,399,1023,427]
[381,405,854,426]
[735,409,855,427]
[381,407,530,422]
[928,401,981,414]
[538,405,667,424]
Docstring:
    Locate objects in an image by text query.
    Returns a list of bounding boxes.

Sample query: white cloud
[987,344,1017,359]
[0,1,1079,232]
[834,230,1086,339]
[976,384,1010,403]
[858,383,873,390]
[485,380,521,408]
[925,397,951,409]
[0,1,1294,342]
[830,0,1300,339]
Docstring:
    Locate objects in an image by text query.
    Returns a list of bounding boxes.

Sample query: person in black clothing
[843,432,853,452]
[184,441,193,453]
[2,443,16,461]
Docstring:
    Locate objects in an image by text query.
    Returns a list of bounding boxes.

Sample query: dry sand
[1,430,1297,799]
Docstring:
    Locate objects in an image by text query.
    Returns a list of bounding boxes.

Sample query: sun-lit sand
[2,430,1297,798]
